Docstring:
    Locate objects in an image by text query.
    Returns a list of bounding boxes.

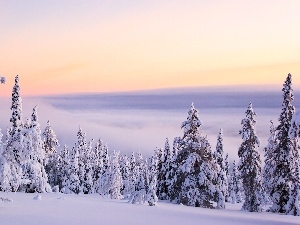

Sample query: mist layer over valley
[1,87,299,162]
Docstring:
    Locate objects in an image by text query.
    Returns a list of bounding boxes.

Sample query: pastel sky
[1,0,300,96]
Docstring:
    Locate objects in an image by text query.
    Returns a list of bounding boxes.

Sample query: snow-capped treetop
[278,73,295,136]
[215,128,224,165]
[181,103,202,150]
[42,120,60,155]
[10,75,23,133]
[163,138,171,162]
[77,126,87,149]
[239,103,260,146]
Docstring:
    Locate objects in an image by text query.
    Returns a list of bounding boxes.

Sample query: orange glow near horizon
[1,1,300,96]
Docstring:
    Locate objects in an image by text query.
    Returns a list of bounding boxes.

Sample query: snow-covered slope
[0,192,298,225]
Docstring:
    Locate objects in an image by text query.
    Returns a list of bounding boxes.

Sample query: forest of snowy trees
[0,74,299,216]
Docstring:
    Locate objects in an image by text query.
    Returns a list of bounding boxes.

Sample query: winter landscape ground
[0,191,299,225]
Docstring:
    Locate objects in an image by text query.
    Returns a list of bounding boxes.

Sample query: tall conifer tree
[238,103,263,212]
[269,74,298,214]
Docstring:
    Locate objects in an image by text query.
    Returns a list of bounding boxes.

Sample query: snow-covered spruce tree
[238,103,263,212]
[170,103,218,208]
[165,140,178,202]
[224,153,230,202]
[0,129,12,192]
[157,138,172,200]
[42,120,59,160]
[129,152,152,205]
[120,154,131,198]
[75,127,88,193]
[93,138,111,194]
[268,74,299,214]
[93,138,103,193]
[146,154,159,206]
[284,110,300,216]
[228,160,243,204]
[143,158,150,196]
[155,147,163,197]
[67,145,80,194]
[109,150,123,199]
[127,152,137,197]
[21,106,51,193]
[42,120,60,188]
[60,145,71,193]
[166,138,180,201]
[129,168,146,204]
[97,145,111,196]
[214,128,228,209]
[263,120,277,200]
[82,139,94,194]
[0,75,23,192]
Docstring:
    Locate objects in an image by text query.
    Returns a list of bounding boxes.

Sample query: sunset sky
[1,0,300,96]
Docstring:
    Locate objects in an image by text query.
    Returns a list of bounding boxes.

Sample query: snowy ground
[0,192,299,225]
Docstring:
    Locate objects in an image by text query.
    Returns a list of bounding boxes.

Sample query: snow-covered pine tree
[0,75,23,192]
[127,152,137,196]
[42,120,59,160]
[170,103,218,208]
[129,168,146,204]
[0,129,12,192]
[263,120,277,199]
[75,127,88,193]
[284,150,300,216]
[238,103,263,212]
[224,153,230,202]
[157,138,172,200]
[97,144,110,196]
[67,145,80,194]
[146,154,158,206]
[60,145,71,193]
[155,147,163,197]
[214,128,228,209]
[120,154,131,198]
[228,160,243,204]
[166,139,180,201]
[109,150,123,200]
[82,139,94,194]
[42,120,60,188]
[93,138,103,192]
[284,109,300,216]
[102,143,109,172]
[269,74,299,214]
[128,151,151,204]
[23,106,51,193]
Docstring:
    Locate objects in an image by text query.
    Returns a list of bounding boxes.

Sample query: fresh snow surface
[0,192,299,225]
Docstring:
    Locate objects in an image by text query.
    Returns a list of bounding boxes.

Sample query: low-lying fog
[1,87,299,162]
